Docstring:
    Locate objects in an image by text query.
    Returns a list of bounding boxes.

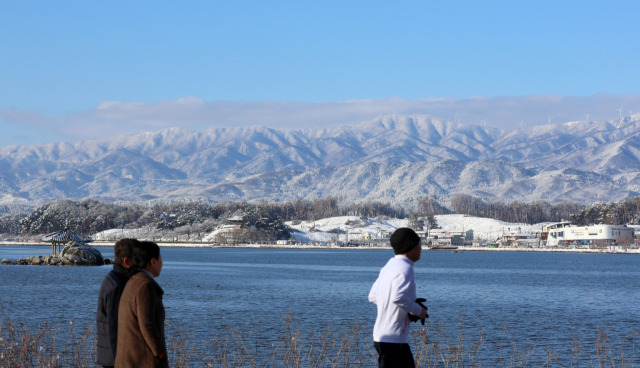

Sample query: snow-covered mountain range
[2,114,640,210]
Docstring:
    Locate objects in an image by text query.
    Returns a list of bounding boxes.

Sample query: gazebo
[42,226,93,255]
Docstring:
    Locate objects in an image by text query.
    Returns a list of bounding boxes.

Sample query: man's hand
[418,307,427,320]
[408,298,429,324]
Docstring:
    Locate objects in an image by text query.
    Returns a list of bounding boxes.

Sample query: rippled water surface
[1,246,639,364]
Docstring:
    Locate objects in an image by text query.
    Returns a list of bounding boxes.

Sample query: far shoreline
[1,241,639,254]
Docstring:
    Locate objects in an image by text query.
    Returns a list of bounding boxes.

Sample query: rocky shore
[0,241,108,266]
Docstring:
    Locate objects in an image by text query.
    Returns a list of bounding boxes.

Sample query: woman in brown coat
[115,241,168,368]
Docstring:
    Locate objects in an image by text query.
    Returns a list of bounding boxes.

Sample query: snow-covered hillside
[287,216,406,244]
[2,113,640,210]
[92,214,544,246]
[286,214,544,245]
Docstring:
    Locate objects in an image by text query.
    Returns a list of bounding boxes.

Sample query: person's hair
[390,227,420,255]
[114,238,139,265]
[128,241,160,276]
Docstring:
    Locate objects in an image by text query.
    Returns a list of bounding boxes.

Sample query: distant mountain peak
[1,114,640,213]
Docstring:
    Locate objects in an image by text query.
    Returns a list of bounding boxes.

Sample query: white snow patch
[92,214,548,246]
[435,214,546,242]
[287,214,546,244]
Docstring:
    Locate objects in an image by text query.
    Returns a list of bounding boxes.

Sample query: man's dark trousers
[374,342,415,368]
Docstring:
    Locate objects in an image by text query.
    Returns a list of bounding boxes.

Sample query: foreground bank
[1,312,636,367]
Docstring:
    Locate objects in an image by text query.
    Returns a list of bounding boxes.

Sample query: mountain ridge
[1,114,640,212]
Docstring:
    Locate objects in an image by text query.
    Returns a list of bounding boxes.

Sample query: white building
[499,229,540,247]
[545,222,634,247]
[417,229,474,247]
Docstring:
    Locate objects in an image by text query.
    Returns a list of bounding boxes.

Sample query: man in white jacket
[369,227,427,368]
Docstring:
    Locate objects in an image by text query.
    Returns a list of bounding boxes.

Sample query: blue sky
[1,1,639,147]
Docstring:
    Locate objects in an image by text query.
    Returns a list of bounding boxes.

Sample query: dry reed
[0,316,637,367]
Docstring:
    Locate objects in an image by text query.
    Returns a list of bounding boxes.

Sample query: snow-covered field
[286,216,404,244]
[86,215,640,254]
[435,214,545,242]
[88,214,539,246]
[286,214,545,244]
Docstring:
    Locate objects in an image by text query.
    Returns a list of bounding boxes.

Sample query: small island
[1,226,107,266]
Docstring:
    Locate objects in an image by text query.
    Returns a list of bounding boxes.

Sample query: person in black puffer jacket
[96,238,138,368]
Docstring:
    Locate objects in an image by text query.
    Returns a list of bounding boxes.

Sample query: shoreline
[1,241,639,254]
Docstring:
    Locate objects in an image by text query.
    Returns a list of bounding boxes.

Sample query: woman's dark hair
[127,241,160,276]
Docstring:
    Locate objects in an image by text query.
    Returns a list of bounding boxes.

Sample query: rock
[44,256,59,265]
[60,241,104,265]
[2,241,105,267]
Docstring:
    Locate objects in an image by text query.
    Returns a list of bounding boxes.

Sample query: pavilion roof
[42,226,93,244]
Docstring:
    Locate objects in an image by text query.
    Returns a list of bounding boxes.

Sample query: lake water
[1,246,639,365]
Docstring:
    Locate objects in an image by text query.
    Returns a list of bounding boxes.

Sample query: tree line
[2,195,640,241]
[0,197,407,242]
[443,194,640,226]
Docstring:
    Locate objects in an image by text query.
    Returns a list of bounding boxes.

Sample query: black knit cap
[390,227,420,254]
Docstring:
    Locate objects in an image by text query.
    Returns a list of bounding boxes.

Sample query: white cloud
[1,94,639,146]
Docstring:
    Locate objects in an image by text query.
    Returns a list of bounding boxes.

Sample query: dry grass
[0,319,94,367]
[0,316,637,367]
